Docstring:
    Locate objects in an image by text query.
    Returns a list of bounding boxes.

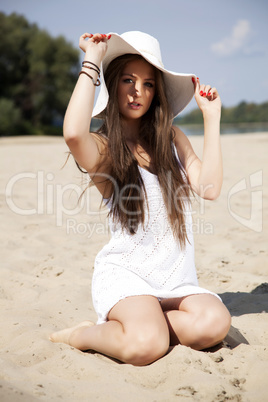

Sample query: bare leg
[161,294,231,350]
[50,321,94,345]
[50,296,170,366]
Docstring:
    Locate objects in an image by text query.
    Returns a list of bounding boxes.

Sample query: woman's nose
[132,81,142,96]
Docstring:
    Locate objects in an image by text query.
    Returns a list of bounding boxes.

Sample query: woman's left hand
[193,77,221,117]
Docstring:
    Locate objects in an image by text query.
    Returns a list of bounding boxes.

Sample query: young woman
[50,31,231,366]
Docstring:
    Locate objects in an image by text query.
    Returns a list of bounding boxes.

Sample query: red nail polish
[192,77,195,83]
[200,91,203,96]
[197,77,199,80]
[108,34,111,39]
[208,92,212,96]
[202,92,207,97]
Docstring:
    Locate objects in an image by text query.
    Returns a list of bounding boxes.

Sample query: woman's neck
[121,118,141,143]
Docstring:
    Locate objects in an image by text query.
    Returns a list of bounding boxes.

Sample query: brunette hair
[94,54,191,248]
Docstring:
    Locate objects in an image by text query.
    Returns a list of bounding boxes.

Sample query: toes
[49,321,95,344]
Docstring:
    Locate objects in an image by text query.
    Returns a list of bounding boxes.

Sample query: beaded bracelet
[79,71,100,86]
[82,61,100,75]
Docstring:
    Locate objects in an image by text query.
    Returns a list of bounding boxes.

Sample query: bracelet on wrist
[79,71,100,86]
[82,64,100,77]
[82,60,100,75]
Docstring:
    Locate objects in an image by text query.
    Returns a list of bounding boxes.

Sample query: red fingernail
[208,92,212,96]
[200,91,203,96]
[202,92,207,97]
[89,34,93,37]
[192,77,195,83]
[108,34,111,39]
[197,77,199,80]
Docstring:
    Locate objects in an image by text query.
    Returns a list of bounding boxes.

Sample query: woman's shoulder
[171,125,189,153]
[171,124,187,142]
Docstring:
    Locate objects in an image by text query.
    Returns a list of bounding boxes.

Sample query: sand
[0,133,267,402]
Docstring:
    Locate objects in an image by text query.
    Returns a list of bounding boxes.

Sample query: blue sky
[1,0,268,113]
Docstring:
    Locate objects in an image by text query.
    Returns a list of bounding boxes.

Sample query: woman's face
[117,58,156,122]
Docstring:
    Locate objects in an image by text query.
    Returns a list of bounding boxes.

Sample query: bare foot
[49,321,94,345]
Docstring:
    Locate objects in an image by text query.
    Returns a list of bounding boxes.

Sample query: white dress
[92,151,220,324]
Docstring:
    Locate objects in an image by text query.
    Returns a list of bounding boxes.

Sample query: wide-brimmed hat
[92,31,196,119]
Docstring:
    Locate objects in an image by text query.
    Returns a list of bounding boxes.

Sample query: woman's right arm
[63,33,109,173]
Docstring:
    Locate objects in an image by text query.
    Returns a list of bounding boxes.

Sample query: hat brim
[92,33,196,119]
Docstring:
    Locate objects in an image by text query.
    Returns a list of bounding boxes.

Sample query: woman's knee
[210,305,231,339]
[194,305,231,349]
[122,327,170,366]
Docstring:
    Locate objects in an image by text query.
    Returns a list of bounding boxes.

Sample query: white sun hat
[92,31,196,119]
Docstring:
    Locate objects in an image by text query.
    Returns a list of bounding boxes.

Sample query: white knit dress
[92,152,220,324]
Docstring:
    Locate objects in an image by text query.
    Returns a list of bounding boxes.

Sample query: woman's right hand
[79,33,110,61]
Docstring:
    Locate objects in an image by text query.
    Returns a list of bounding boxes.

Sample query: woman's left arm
[174,78,222,200]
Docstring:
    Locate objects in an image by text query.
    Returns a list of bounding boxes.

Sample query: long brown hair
[95,54,191,248]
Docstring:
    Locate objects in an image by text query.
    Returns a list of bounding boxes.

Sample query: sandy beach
[0,132,267,402]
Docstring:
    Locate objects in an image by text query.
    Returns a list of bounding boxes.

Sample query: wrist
[84,51,102,68]
[202,108,221,122]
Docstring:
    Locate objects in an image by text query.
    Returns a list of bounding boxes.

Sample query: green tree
[0,98,21,135]
[0,12,80,135]
[175,101,268,125]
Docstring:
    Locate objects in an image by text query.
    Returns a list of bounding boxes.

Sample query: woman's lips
[128,102,142,110]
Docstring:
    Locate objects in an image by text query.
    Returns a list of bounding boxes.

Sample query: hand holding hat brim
[92,31,196,119]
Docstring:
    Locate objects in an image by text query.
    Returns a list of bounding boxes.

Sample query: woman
[50,31,231,366]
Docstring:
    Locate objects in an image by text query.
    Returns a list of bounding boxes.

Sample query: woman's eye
[145,82,154,88]
[123,78,133,83]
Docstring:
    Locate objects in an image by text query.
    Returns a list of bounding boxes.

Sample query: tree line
[175,101,268,125]
[0,12,80,136]
[1,12,267,136]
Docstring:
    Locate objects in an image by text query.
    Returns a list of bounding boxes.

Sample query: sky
[1,0,268,113]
